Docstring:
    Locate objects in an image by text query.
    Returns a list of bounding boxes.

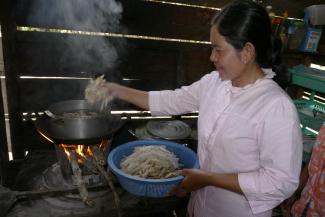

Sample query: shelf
[294,99,325,136]
[290,65,325,136]
[284,50,325,57]
[289,64,325,93]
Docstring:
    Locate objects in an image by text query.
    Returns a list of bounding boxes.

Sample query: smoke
[27,0,126,76]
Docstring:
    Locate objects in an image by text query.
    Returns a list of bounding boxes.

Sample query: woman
[100,1,303,216]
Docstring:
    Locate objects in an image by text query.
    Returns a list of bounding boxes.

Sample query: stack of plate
[134,120,191,140]
[134,125,160,140]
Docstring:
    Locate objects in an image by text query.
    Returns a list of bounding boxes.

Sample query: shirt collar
[224,68,275,93]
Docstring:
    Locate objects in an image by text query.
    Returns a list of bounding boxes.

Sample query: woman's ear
[240,42,256,64]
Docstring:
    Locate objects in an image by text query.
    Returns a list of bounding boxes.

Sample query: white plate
[135,125,160,140]
[146,120,191,140]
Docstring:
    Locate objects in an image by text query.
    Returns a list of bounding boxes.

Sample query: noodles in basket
[120,145,181,179]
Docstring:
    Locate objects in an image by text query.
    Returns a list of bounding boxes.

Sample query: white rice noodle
[85,75,113,110]
[120,145,180,179]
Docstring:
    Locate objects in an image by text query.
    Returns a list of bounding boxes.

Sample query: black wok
[35,100,124,144]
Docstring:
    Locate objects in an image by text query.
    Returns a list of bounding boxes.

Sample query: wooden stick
[90,146,106,166]
[80,152,98,172]
[87,155,123,217]
[69,150,94,207]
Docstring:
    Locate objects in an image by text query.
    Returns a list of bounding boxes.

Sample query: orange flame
[77,145,86,158]
[87,146,93,156]
[38,131,108,162]
[59,144,74,157]
[58,143,107,161]
[99,139,109,151]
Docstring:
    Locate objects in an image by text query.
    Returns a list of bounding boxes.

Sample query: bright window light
[8,151,29,161]
[310,63,325,70]
[305,127,319,135]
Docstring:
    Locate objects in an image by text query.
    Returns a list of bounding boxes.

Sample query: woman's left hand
[179,168,210,192]
[169,169,242,196]
[168,169,209,197]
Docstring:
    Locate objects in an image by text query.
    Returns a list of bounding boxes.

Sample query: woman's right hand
[102,82,123,99]
[103,82,149,110]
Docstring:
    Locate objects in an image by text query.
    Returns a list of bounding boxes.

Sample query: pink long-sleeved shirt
[149,70,303,217]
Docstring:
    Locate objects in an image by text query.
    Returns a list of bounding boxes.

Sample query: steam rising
[27,0,125,74]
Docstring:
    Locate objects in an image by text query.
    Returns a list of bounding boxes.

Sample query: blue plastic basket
[107,140,199,198]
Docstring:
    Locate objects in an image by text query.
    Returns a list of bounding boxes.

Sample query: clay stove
[6,136,123,217]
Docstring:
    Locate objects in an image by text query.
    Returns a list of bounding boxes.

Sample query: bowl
[107,140,199,198]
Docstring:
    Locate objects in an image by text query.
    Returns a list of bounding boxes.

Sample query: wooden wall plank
[148,0,315,18]
[4,0,217,155]
[0,2,10,179]
[14,31,212,84]
[15,32,127,76]
[14,0,214,41]
[0,82,8,184]
[17,41,179,111]
[18,79,160,112]
[120,0,213,41]
[19,79,88,112]
[0,0,26,159]
[15,32,180,76]
[17,43,212,112]
[0,79,8,184]
[14,0,323,40]
[180,47,213,84]
[14,0,315,29]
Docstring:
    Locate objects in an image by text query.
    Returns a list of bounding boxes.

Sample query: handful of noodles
[85,75,113,110]
[120,145,181,179]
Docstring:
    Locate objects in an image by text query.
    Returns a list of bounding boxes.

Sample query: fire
[37,130,109,165]
[77,145,86,158]
[98,140,107,150]
[58,139,109,161]
[59,144,89,159]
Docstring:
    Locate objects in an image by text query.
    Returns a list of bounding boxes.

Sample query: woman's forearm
[180,169,243,194]
[117,86,149,110]
[106,83,149,110]
[207,172,243,194]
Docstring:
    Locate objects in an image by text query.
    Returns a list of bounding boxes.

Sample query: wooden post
[0,0,9,184]
[0,0,25,159]
[0,82,8,184]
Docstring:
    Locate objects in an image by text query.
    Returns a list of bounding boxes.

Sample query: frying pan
[34,100,124,144]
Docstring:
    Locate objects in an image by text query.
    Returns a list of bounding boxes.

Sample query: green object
[289,64,325,93]
[290,64,325,136]
[294,99,325,136]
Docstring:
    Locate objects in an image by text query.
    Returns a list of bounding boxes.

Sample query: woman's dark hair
[211,0,288,89]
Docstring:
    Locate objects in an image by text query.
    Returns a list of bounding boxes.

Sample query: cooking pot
[35,100,124,144]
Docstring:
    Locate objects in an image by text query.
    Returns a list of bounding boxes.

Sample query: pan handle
[44,110,56,119]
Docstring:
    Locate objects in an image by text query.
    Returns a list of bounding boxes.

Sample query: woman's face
[209,26,246,82]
